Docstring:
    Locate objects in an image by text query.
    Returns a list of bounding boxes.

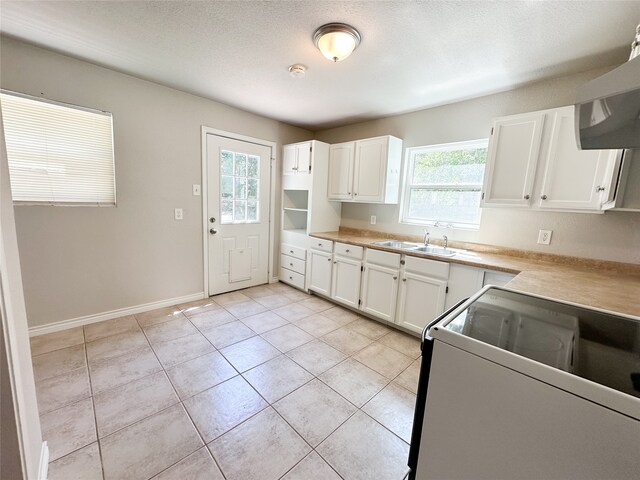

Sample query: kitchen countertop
[310,229,640,318]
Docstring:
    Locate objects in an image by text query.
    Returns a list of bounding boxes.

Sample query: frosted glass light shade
[313,23,361,62]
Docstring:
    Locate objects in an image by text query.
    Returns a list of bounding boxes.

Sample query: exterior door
[207,134,271,295]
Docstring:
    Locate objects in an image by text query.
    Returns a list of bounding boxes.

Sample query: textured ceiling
[1,1,639,130]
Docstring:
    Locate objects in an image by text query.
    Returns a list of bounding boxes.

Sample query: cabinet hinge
[358,299,362,306]
[481,192,485,200]
[446,286,449,294]
[361,266,364,272]
[310,146,312,152]
[308,164,311,173]
[490,127,494,135]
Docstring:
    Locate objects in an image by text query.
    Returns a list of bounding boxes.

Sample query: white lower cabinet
[444,264,485,311]
[307,249,333,296]
[396,256,449,334]
[330,255,362,308]
[361,250,401,323]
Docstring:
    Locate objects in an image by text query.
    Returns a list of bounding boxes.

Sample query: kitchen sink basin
[373,240,421,249]
[411,245,458,257]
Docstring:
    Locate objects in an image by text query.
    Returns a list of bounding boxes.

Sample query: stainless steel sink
[411,245,458,257]
[373,240,421,250]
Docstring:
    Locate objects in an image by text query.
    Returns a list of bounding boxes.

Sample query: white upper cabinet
[328,142,354,200]
[481,106,621,213]
[283,142,312,175]
[482,112,545,207]
[537,107,620,211]
[328,135,402,204]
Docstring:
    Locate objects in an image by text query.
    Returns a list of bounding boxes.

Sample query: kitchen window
[401,139,488,228]
[0,90,116,206]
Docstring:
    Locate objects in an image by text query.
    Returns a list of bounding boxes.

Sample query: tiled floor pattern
[31,282,421,480]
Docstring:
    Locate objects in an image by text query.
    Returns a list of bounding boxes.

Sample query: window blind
[0,90,116,205]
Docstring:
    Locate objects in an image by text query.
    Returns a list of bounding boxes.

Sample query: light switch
[174,208,184,220]
[192,184,201,196]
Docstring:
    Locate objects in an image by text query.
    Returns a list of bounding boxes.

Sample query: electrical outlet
[537,229,552,245]
[192,184,201,196]
[370,215,377,225]
[174,208,183,220]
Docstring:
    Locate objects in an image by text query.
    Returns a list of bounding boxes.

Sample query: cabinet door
[397,271,447,334]
[538,107,617,211]
[308,249,332,296]
[482,112,545,207]
[283,144,298,175]
[330,255,362,308]
[353,137,387,202]
[360,263,399,322]
[296,143,312,174]
[328,142,354,200]
[444,264,484,311]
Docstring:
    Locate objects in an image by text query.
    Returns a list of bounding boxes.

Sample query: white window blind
[0,90,115,205]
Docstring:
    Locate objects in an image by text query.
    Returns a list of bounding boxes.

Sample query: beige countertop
[310,229,640,318]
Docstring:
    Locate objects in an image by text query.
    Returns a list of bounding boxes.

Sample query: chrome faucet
[443,235,448,249]
[423,230,430,246]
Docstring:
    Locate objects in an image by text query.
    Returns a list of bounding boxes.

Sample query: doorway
[204,131,273,296]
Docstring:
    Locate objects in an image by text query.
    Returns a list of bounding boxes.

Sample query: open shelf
[283,207,309,212]
[283,189,309,210]
[283,208,308,231]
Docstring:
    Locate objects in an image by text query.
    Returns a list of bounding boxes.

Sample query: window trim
[399,139,488,230]
[1,89,117,207]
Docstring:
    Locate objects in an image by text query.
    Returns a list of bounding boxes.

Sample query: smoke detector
[288,64,306,78]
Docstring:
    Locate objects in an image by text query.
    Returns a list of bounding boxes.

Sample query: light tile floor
[31,282,421,480]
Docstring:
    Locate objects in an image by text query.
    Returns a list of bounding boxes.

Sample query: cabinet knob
[595,186,605,192]
[541,194,548,200]
[524,194,530,200]
[327,258,331,262]
[354,193,358,196]
[289,263,293,267]
[290,250,294,254]
[318,243,322,246]
[402,278,407,282]
[333,261,337,264]
[393,276,397,280]
[347,192,351,195]
[346,249,350,253]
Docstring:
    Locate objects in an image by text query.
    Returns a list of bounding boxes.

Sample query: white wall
[315,68,640,264]
[0,37,312,327]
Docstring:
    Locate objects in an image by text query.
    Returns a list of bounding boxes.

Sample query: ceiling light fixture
[313,23,361,62]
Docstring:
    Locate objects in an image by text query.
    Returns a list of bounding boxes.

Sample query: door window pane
[247,155,259,177]
[234,153,247,176]
[220,149,260,224]
[247,178,258,199]
[247,200,258,222]
[221,151,234,175]
[234,200,247,222]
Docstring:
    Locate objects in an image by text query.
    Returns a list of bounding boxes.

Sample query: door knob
[209,217,216,223]
[209,228,217,234]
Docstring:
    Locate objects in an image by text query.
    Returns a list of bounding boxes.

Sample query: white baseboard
[38,441,48,480]
[28,292,205,337]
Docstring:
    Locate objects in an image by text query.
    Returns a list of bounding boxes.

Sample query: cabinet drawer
[404,255,449,280]
[310,238,333,253]
[334,242,364,260]
[280,254,305,275]
[280,266,305,290]
[365,248,400,268]
[281,243,306,260]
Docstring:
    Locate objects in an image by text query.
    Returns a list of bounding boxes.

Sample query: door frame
[200,126,277,296]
